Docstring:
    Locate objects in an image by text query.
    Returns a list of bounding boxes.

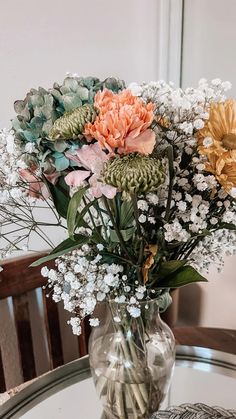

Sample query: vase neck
[108,298,161,325]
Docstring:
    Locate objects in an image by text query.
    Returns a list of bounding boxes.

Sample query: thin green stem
[102,197,135,263]
[131,194,145,283]
[164,145,175,222]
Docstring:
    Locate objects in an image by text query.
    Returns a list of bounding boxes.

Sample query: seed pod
[102,153,165,200]
[49,104,97,140]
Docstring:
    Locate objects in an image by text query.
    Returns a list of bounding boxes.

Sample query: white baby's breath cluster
[130,78,231,155]
[129,79,236,275]
[0,128,64,263]
[136,151,236,273]
[0,128,26,261]
[41,244,149,335]
[191,229,236,273]
[0,128,26,199]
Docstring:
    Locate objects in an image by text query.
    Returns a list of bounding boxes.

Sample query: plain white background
[182,0,236,328]
[0,0,236,328]
[0,0,161,126]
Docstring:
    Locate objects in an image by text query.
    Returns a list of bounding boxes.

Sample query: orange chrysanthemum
[84,89,156,155]
[197,100,236,195]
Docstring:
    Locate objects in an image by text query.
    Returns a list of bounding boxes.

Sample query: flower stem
[165,145,175,222]
[102,196,135,262]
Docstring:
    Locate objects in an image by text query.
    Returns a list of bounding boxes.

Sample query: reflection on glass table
[0,345,236,419]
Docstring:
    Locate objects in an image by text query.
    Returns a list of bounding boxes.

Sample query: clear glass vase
[89,299,175,419]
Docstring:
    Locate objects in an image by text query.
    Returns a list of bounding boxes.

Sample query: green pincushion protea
[102,153,165,199]
[49,104,97,140]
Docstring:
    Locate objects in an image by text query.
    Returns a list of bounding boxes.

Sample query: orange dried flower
[203,152,236,195]
[197,100,236,195]
[198,100,236,155]
[84,89,156,155]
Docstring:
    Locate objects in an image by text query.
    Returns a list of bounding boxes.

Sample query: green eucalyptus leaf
[30,234,89,266]
[67,187,87,239]
[157,265,207,288]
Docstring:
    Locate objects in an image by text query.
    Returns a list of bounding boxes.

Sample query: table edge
[1,346,236,419]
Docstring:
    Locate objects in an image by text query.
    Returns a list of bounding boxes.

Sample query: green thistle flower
[102,153,165,200]
[49,104,97,140]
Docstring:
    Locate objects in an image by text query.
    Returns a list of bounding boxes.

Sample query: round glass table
[0,345,236,419]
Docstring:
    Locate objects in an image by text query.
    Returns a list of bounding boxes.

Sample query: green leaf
[110,226,135,243]
[67,187,87,239]
[100,252,127,264]
[46,180,70,219]
[71,199,95,233]
[158,260,188,278]
[157,265,208,288]
[91,225,105,244]
[120,201,134,229]
[30,234,89,266]
[219,222,236,231]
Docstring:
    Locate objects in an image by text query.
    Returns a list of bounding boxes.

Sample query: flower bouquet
[1,75,236,418]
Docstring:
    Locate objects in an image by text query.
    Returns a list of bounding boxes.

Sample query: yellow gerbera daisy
[197,100,236,196]
[204,153,236,195]
[198,99,236,154]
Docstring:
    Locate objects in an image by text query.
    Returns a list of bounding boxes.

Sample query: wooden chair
[0,254,90,393]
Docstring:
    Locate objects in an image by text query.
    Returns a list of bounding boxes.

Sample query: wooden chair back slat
[28,288,52,376]
[43,293,64,369]
[13,293,36,382]
[78,318,91,357]
[0,298,23,389]
[0,254,48,299]
[0,347,6,392]
[57,302,80,364]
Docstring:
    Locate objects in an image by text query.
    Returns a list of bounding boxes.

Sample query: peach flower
[84,89,156,155]
[65,143,117,199]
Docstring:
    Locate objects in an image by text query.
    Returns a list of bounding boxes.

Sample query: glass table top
[1,345,236,419]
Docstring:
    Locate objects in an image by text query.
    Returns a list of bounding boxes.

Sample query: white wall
[182,0,236,96]
[182,0,236,328]
[0,0,161,126]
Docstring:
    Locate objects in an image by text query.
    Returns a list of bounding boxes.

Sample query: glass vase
[89,299,175,419]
